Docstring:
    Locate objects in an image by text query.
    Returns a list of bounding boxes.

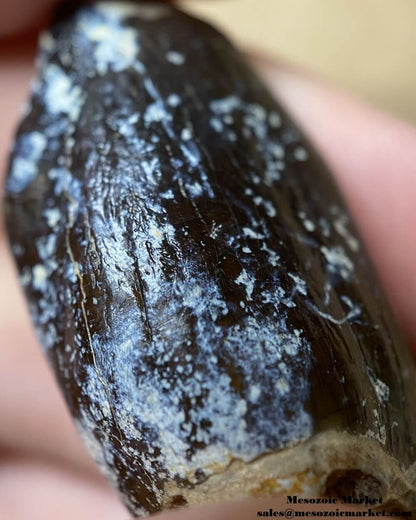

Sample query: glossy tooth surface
[4,2,416,516]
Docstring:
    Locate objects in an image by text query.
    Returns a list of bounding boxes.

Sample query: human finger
[0,0,58,39]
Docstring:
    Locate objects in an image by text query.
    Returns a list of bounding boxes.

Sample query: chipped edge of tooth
[162,430,416,511]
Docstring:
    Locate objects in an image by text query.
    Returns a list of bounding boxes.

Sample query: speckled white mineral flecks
[166,50,185,66]
[7,131,47,193]
[79,10,140,75]
[367,368,390,405]
[320,245,354,281]
[8,3,415,515]
[43,65,84,120]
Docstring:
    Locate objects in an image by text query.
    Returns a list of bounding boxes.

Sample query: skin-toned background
[0,1,415,519]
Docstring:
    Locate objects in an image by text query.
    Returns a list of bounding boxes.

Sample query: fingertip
[0,0,58,39]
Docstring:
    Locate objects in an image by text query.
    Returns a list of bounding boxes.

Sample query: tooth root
[4,1,416,516]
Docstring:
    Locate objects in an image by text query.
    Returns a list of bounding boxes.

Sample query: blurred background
[180,0,416,124]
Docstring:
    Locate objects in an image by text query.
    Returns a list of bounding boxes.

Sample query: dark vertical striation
[4,2,416,516]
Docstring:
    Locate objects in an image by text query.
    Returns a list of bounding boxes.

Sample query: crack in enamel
[5,2,416,516]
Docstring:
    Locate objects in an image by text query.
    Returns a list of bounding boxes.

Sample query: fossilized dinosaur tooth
[3,1,416,516]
